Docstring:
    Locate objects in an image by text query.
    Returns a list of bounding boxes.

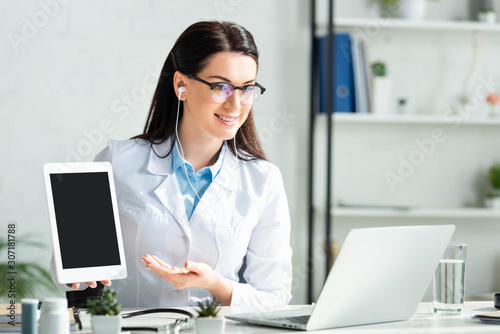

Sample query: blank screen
[50,172,121,269]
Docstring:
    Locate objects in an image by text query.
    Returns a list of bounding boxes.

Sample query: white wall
[0,0,310,303]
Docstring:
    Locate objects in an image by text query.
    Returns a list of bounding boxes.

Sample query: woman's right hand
[66,280,112,290]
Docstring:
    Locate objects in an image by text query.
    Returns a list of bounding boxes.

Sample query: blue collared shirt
[172,141,225,221]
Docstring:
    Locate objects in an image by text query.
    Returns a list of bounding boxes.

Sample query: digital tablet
[43,162,127,284]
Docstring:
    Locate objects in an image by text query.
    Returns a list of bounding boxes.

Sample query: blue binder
[317,33,355,113]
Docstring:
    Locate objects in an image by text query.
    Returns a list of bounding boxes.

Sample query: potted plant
[478,8,497,24]
[194,299,225,334]
[397,97,408,114]
[371,62,391,115]
[86,288,121,334]
[486,93,500,115]
[486,163,500,210]
[380,0,437,20]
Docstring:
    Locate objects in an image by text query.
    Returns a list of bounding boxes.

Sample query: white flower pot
[91,314,121,334]
[485,197,500,210]
[372,77,392,115]
[195,316,226,334]
[478,12,497,24]
[400,0,427,21]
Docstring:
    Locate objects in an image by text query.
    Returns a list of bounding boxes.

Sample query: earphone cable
[175,93,222,270]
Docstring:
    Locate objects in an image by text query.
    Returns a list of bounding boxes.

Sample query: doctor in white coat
[65,21,292,308]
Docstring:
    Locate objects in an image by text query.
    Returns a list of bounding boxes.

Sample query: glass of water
[433,242,467,315]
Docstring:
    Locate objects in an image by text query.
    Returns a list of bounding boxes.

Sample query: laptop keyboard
[269,315,311,325]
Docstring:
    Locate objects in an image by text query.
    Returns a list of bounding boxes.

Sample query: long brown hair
[132,21,266,161]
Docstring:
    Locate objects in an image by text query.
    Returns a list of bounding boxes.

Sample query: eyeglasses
[187,74,266,105]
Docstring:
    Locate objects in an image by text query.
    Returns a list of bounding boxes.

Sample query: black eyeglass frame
[186,74,266,103]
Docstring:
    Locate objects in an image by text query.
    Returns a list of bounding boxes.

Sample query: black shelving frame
[307,0,335,304]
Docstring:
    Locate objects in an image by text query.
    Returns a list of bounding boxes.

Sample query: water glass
[433,242,467,315]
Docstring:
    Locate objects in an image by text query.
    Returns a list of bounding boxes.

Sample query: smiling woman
[135,21,267,163]
[53,21,293,308]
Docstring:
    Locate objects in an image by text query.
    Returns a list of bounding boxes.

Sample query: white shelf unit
[317,16,500,220]
[332,113,500,125]
[316,17,500,35]
[311,4,500,305]
[332,207,500,219]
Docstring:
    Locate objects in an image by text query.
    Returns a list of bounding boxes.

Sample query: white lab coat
[91,138,292,307]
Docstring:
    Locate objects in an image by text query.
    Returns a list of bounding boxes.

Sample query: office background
[1,0,500,305]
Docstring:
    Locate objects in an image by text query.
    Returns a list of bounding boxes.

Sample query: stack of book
[317,32,372,114]
[0,304,79,332]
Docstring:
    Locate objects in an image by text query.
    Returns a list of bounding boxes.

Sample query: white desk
[103,301,499,333]
[3,301,497,333]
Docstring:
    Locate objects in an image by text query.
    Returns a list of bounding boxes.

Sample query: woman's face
[181,52,258,142]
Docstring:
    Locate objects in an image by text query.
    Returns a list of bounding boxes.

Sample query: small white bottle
[39,298,69,334]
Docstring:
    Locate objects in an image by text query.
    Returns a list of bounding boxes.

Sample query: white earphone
[178,86,186,95]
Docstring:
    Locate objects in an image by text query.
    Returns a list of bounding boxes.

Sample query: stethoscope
[71,307,194,333]
[121,308,194,333]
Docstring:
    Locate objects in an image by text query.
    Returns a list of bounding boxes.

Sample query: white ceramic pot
[372,76,392,115]
[485,197,500,210]
[195,316,226,334]
[478,12,497,24]
[400,0,427,21]
[91,314,121,334]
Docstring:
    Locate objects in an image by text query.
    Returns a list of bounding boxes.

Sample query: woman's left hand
[142,254,215,289]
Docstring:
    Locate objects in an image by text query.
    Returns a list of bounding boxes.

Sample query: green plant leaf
[0,262,59,300]
[489,163,500,189]
[371,62,386,77]
[86,288,121,316]
[196,299,221,317]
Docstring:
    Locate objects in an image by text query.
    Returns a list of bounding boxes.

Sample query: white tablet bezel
[43,162,127,284]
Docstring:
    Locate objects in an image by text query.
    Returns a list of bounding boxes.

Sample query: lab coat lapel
[147,139,191,238]
[154,175,191,237]
[213,149,242,192]
[189,149,241,226]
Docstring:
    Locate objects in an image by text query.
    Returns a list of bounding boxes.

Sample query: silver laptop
[226,225,455,331]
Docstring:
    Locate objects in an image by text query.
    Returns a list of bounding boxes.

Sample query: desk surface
[109,301,500,333]
[3,301,498,333]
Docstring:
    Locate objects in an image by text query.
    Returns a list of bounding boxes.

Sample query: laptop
[226,225,455,331]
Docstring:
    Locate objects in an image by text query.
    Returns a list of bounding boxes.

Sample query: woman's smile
[215,113,239,125]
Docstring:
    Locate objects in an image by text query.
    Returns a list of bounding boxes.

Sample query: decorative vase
[91,314,121,334]
[400,0,427,21]
[486,196,500,210]
[478,12,497,24]
[195,316,226,334]
[372,76,392,115]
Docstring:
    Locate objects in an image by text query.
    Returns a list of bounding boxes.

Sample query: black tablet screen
[50,172,121,269]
